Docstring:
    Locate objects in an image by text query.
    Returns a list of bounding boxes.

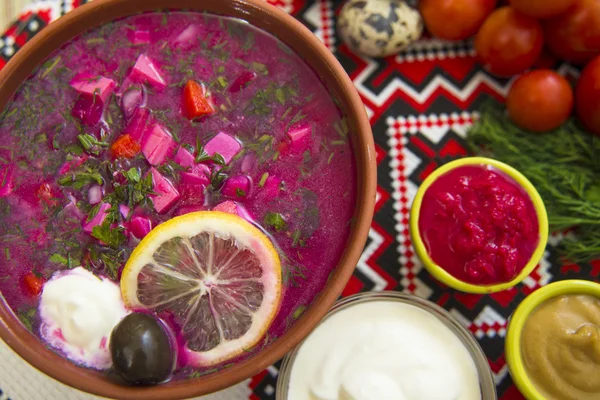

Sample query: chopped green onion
[258,172,269,188]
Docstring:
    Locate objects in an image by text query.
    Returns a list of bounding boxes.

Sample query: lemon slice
[120,211,282,367]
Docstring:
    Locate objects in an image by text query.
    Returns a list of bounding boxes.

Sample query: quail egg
[338,0,424,58]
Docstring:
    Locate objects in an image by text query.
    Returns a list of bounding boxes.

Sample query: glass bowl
[276,291,497,399]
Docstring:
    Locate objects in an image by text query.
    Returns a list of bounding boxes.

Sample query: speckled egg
[338,0,423,58]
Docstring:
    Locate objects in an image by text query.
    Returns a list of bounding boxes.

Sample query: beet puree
[418,165,539,285]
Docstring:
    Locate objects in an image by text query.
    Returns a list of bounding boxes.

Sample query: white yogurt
[288,300,481,400]
[39,267,129,369]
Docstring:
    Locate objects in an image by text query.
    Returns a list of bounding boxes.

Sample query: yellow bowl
[505,279,600,399]
[409,157,548,294]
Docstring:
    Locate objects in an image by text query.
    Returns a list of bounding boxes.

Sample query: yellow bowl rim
[409,157,549,294]
[505,279,600,400]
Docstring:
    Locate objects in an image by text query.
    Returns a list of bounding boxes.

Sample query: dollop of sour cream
[39,267,129,369]
[288,301,481,400]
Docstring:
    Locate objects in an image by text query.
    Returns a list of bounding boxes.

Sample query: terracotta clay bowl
[0,0,376,399]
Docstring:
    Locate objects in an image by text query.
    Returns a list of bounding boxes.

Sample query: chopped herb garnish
[4,247,10,261]
[40,57,61,79]
[293,305,306,320]
[49,253,69,266]
[285,109,307,132]
[18,308,36,331]
[258,172,269,188]
[77,134,109,155]
[86,38,106,45]
[264,212,287,232]
[275,88,286,105]
[331,140,346,146]
[1,108,17,121]
[236,188,246,197]
[272,151,280,161]
[242,32,255,51]
[91,220,126,249]
[216,76,228,89]
[334,118,349,137]
[251,62,268,76]
[58,169,103,190]
[291,229,304,247]
[124,167,141,183]
[327,152,335,164]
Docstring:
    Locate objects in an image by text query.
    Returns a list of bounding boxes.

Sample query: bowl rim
[409,156,549,294]
[0,0,377,398]
[275,291,497,399]
[505,279,600,400]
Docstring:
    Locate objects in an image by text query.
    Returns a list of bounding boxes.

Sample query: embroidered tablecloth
[0,0,586,399]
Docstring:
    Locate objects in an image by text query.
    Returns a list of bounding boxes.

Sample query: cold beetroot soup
[418,164,538,285]
[0,11,356,383]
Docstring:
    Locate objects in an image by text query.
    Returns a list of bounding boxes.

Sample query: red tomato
[509,0,576,18]
[576,56,600,135]
[183,80,213,119]
[543,0,600,65]
[419,0,497,41]
[506,70,574,132]
[111,134,141,159]
[23,272,43,296]
[475,7,544,77]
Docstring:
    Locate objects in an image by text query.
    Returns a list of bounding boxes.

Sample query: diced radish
[178,183,205,206]
[192,163,211,177]
[130,216,152,239]
[287,124,312,154]
[263,176,282,199]
[212,201,254,222]
[240,153,256,173]
[71,97,104,126]
[70,74,115,125]
[59,155,88,175]
[88,185,102,205]
[148,168,180,214]
[127,30,150,45]
[213,200,238,214]
[175,205,206,216]
[204,132,241,164]
[124,108,152,142]
[229,71,257,93]
[70,74,116,105]
[0,165,14,197]
[129,54,166,90]
[236,203,255,222]
[222,176,251,199]
[174,25,200,48]
[141,124,177,166]
[121,86,146,119]
[173,147,195,169]
[65,195,85,221]
[83,202,111,233]
[181,171,210,186]
[119,204,131,219]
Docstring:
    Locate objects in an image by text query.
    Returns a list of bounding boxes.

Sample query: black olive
[110,313,175,385]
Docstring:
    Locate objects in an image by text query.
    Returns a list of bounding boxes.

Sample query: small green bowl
[409,157,548,294]
[505,279,600,399]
